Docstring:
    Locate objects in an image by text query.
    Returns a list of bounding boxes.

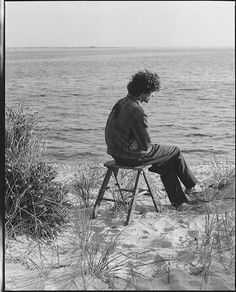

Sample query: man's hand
[129,140,139,151]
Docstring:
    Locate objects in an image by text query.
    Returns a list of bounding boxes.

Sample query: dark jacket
[105,95,153,160]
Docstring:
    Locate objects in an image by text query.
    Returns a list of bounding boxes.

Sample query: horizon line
[6,45,235,49]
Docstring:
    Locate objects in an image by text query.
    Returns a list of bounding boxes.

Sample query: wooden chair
[91,160,161,225]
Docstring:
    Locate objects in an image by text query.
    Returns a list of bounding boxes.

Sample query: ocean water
[5,47,235,166]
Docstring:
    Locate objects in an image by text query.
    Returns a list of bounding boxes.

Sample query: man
[105,69,199,210]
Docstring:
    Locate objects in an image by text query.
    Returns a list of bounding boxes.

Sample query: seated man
[105,69,199,210]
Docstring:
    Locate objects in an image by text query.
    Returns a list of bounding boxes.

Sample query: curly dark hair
[127,69,160,96]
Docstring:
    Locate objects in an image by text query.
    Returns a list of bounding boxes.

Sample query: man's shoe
[176,203,193,211]
[185,184,202,194]
[185,198,199,205]
[173,199,199,211]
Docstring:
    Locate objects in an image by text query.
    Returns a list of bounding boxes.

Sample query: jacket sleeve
[131,107,152,151]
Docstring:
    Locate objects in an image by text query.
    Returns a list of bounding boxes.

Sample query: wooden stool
[91,160,161,225]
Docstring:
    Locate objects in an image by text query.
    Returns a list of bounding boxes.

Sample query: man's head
[127,69,160,102]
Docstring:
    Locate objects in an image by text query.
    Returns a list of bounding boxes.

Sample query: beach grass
[69,158,104,208]
[208,155,235,190]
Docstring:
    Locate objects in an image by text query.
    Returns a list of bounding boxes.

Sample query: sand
[5,163,235,290]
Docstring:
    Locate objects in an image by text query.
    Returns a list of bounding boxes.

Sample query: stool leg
[143,170,161,212]
[125,170,141,226]
[91,168,112,219]
[112,168,125,202]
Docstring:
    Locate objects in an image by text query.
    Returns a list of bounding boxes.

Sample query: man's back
[105,95,151,160]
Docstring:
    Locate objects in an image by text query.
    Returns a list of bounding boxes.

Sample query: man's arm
[131,108,152,152]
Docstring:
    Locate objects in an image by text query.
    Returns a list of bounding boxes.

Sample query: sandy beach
[5,162,235,290]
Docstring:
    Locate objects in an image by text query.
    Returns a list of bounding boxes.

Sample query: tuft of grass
[198,205,235,289]
[207,156,235,190]
[70,159,104,208]
[70,208,129,285]
[188,156,235,203]
[5,103,71,241]
[177,204,235,289]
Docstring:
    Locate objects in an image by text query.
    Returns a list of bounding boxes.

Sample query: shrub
[5,104,70,240]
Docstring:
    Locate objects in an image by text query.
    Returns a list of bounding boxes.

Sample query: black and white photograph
[4,1,235,290]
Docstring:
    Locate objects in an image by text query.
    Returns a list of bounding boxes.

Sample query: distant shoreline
[6,46,235,50]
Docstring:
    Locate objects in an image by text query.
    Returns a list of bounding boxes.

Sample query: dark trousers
[114,145,197,206]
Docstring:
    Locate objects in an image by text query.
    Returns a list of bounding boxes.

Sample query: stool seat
[91,160,161,225]
[104,160,152,170]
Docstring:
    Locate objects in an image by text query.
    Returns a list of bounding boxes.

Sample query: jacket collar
[127,94,141,105]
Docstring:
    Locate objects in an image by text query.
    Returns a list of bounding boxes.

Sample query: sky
[5,1,235,48]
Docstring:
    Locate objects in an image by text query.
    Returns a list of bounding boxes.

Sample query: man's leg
[149,162,188,206]
[147,145,198,206]
[173,148,198,189]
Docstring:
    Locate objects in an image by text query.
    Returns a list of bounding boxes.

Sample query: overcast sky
[5,1,235,48]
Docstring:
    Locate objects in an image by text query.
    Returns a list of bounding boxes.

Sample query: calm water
[5,47,235,166]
